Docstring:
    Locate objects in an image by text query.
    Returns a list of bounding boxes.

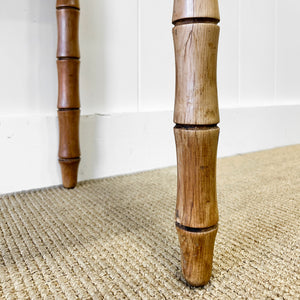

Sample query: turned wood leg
[172,0,220,286]
[56,0,81,188]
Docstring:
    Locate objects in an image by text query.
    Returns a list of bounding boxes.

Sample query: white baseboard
[1,105,299,194]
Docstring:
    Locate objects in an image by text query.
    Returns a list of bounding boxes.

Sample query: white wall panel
[80,0,138,115]
[0,0,140,116]
[0,0,57,115]
[2,106,299,194]
[276,0,300,104]
[239,0,276,106]
[218,0,239,108]
[139,0,175,112]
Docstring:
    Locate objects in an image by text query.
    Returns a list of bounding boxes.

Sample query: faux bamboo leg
[56,0,81,188]
[172,0,220,286]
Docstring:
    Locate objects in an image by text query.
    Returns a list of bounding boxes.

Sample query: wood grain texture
[176,226,218,286]
[56,8,80,58]
[57,60,80,109]
[172,0,220,287]
[172,0,220,23]
[174,126,219,228]
[173,23,220,125]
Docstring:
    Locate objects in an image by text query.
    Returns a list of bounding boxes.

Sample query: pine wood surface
[173,24,220,125]
[172,0,220,23]
[172,0,220,286]
[174,126,219,228]
[176,226,218,286]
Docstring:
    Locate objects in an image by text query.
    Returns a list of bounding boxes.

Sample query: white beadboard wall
[0,0,299,194]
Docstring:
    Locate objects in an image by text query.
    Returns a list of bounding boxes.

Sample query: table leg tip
[176,225,218,287]
[59,158,80,189]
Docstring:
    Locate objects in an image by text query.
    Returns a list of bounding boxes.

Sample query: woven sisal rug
[0,145,299,299]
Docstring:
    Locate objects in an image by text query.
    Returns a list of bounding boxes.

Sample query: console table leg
[56,0,81,188]
[172,0,221,286]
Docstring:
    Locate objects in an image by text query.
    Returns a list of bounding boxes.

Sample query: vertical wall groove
[137,0,141,112]
[274,0,278,103]
[237,0,241,105]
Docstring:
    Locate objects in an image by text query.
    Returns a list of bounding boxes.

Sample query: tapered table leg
[172,0,220,286]
[56,0,81,188]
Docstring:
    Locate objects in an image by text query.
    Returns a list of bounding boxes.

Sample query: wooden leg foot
[174,126,219,286]
[59,158,80,189]
[176,226,218,286]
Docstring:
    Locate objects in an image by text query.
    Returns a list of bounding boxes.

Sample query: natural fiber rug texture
[0,145,299,299]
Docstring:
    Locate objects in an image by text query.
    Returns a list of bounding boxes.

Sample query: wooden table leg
[172,0,220,286]
[56,0,81,188]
